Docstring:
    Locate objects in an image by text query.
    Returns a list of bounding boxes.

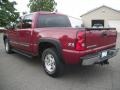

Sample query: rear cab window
[36,14,83,28]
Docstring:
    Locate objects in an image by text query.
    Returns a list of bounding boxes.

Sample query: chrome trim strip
[63,43,116,54]
[87,45,97,49]
[10,41,29,47]
[92,43,116,50]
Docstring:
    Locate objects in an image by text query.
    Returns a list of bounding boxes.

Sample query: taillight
[75,32,86,51]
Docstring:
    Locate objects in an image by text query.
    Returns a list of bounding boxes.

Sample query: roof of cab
[32,11,64,15]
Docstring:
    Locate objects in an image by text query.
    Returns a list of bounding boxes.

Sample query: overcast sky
[10,0,120,18]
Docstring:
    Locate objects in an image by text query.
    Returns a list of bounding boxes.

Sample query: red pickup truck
[3,11,119,77]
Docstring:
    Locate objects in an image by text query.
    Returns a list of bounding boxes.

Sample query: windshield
[37,14,83,28]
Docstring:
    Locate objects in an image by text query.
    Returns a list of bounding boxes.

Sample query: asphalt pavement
[0,33,120,90]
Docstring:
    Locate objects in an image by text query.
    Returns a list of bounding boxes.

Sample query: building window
[92,20,104,28]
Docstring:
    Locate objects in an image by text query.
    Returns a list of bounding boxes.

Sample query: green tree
[28,0,57,12]
[0,0,19,27]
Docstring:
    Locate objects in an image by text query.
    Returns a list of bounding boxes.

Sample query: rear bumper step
[81,48,119,66]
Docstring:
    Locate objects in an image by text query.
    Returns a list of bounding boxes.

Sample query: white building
[81,5,120,32]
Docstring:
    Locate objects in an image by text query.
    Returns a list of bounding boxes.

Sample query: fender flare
[38,38,64,63]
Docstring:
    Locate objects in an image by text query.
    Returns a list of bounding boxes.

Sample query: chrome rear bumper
[81,48,119,66]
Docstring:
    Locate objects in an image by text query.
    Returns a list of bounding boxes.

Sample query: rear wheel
[4,39,12,54]
[42,48,64,77]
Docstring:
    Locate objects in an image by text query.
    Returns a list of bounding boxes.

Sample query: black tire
[4,39,12,54]
[42,48,64,77]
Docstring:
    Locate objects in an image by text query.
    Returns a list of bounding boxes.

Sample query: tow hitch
[99,60,109,65]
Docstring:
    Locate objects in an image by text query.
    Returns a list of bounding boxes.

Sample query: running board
[12,49,33,58]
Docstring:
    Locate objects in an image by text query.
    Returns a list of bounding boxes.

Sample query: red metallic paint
[4,12,117,64]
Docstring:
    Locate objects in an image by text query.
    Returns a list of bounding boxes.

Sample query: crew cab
[3,11,119,77]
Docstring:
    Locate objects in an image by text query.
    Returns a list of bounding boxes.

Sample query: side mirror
[5,26,14,30]
[5,23,15,30]
[11,25,15,30]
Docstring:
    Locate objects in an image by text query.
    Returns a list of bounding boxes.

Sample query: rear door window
[22,14,33,29]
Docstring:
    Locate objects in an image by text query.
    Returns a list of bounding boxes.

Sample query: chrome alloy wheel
[44,54,56,73]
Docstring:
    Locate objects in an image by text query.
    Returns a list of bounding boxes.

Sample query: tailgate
[85,28,117,50]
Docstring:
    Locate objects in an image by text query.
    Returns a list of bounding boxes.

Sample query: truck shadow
[12,52,112,80]
[2,49,116,89]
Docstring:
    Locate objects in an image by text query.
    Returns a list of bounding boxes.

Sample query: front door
[8,19,22,49]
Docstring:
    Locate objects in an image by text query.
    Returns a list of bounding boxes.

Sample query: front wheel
[4,39,12,54]
[42,48,64,77]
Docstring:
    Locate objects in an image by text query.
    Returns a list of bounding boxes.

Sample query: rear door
[17,14,33,52]
[85,28,117,50]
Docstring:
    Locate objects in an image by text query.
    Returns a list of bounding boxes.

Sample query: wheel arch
[38,38,64,63]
